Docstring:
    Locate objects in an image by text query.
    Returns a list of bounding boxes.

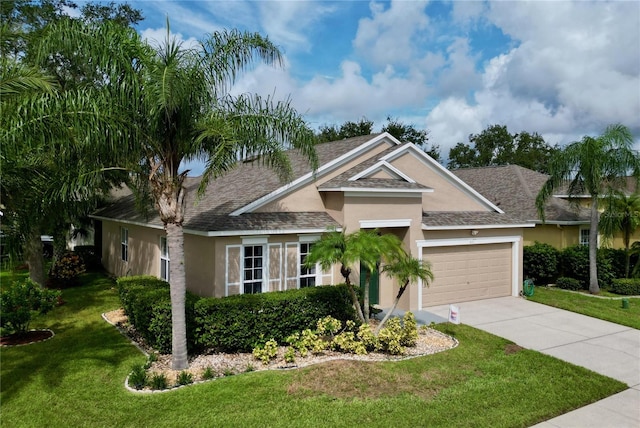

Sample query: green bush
[116,276,198,353]
[559,245,614,289]
[523,242,560,285]
[610,279,640,296]
[194,284,356,353]
[0,279,60,335]
[555,277,582,291]
[48,251,86,288]
[128,364,147,390]
[149,373,168,390]
[176,371,194,386]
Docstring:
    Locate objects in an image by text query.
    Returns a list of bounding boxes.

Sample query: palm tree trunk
[375,281,408,335]
[341,264,365,323]
[26,228,45,286]
[363,271,370,323]
[166,222,188,370]
[589,196,600,294]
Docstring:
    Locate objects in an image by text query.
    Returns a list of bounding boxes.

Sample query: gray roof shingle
[422,211,528,228]
[453,165,589,223]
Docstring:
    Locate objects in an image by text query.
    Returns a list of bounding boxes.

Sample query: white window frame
[120,227,128,262]
[579,228,590,246]
[160,236,170,282]
[299,242,316,288]
[243,244,266,294]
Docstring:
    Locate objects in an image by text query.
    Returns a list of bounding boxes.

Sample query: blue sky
[77,1,640,172]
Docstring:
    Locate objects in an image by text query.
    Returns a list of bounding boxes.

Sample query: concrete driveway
[415,297,640,427]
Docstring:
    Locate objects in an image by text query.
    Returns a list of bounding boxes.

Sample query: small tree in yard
[599,192,640,278]
[0,279,60,336]
[376,253,433,335]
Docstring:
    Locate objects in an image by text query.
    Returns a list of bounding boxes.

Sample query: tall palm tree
[536,124,640,293]
[376,253,433,335]
[600,191,640,277]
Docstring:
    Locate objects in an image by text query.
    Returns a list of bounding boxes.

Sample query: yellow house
[453,165,639,250]
[93,133,533,310]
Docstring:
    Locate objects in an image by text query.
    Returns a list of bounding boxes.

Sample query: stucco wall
[524,224,581,248]
[101,220,162,278]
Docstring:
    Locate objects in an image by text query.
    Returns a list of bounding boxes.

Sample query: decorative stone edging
[0,329,55,347]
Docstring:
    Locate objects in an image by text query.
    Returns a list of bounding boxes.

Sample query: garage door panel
[422,243,512,307]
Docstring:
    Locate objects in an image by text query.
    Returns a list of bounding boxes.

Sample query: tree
[381,116,440,161]
[599,191,640,278]
[376,253,433,334]
[304,228,365,322]
[316,117,373,143]
[306,229,405,324]
[536,124,640,294]
[448,124,558,173]
[1,6,141,284]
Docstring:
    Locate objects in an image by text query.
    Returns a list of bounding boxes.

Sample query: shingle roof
[452,165,589,223]
[319,177,431,191]
[422,211,528,228]
[94,134,383,232]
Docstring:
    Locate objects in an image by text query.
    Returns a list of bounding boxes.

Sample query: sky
[79,1,640,172]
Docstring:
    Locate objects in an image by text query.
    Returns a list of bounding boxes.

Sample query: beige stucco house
[93,133,533,311]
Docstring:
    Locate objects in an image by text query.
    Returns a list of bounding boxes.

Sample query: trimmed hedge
[559,245,614,290]
[555,277,582,291]
[195,284,356,352]
[117,276,356,354]
[524,242,559,285]
[610,279,640,296]
[116,276,198,353]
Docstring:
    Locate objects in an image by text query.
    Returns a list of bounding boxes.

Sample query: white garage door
[421,243,512,307]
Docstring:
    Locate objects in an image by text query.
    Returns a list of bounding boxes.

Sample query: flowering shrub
[401,312,418,347]
[377,318,405,355]
[48,251,86,288]
[252,339,278,364]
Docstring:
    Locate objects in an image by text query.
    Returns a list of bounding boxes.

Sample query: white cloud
[353,0,430,67]
[139,28,199,51]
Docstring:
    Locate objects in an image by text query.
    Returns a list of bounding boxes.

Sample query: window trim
[299,242,317,288]
[579,228,590,246]
[120,227,128,262]
[160,236,170,282]
[242,244,266,294]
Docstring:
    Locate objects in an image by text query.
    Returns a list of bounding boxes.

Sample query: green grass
[528,287,640,329]
[1,273,627,428]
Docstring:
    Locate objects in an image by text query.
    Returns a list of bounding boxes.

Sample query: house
[93,133,533,310]
[453,165,590,248]
[453,165,640,250]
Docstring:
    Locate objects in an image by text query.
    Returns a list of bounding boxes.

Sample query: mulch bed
[1,329,54,347]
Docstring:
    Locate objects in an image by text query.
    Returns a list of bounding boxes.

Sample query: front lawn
[1,273,627,428]
[528,286,640,330]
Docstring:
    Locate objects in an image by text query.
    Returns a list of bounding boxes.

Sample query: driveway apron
[417,297,640,427]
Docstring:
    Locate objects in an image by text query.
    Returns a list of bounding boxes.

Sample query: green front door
[360,263,379,305]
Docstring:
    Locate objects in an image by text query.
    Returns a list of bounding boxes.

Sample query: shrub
[129,364,147,390]
[201,367,215,380]
[377,317,404,355]
[523,242,559,285]
[610,279,640,296]
[73,245,102,271]
[401,312,418,347]
[252,339,278,364]
[149,373,168,390]
[559,245,614,289]
[555,277,582,291]
[176,371,194,386]
[116,276,198,353]
[194,284,356,353]
[48,251,86,288]
[0,279,60,335]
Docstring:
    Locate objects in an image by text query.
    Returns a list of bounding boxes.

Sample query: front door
[360,262,379,305]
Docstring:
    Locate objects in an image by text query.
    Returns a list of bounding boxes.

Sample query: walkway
[414,297,640,427]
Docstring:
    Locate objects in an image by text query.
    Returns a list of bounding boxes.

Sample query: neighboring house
[93,133,533,310]
[453,165,640,250]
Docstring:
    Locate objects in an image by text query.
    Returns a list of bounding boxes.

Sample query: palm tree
[304,228,366,322]
[600,191,640,277]
[376,253,433,335]
[306,229,405,323]
[536,124,640,293]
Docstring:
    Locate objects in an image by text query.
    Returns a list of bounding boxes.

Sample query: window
[120,227,128,261]
[299,242,316,288]
[580,229,590,246]
[160,236,170,282]
[243,245,264,294]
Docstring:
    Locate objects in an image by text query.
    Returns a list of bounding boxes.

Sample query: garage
[418,237,520,309]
